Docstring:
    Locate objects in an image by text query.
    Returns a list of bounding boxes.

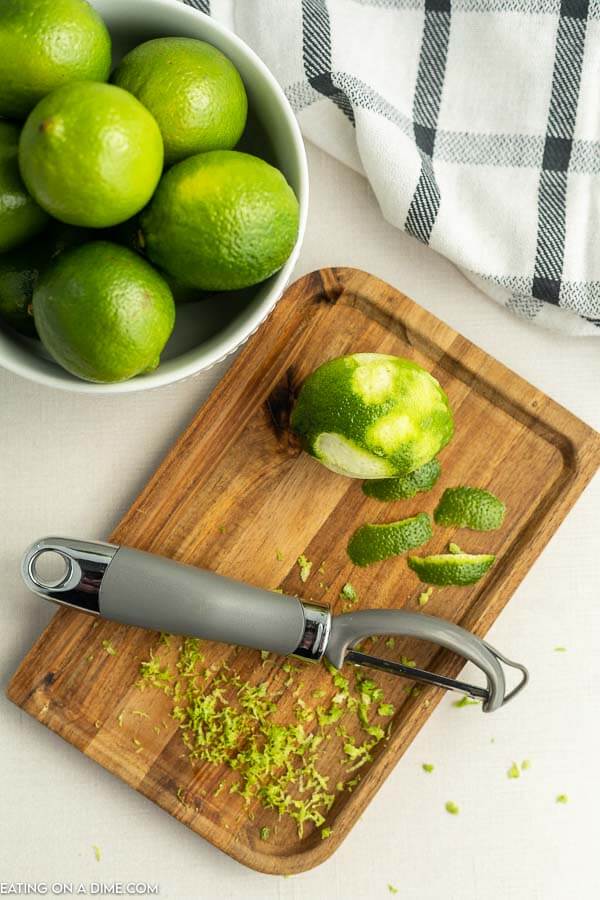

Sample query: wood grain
[7,268,600,875]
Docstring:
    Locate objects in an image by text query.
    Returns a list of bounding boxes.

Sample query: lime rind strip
[407,552,496,586]
[362,458,441,502]
[347,512,432,567]
[434,486,505,531]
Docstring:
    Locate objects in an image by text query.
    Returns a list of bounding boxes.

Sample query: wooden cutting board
[7,268,600,875]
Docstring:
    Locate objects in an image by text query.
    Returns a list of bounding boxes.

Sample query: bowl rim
[0,0,309,394]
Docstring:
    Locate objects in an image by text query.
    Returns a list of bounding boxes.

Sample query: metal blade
[345,649,490,702]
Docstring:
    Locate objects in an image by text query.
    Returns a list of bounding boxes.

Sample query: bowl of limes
[0,0,308,392]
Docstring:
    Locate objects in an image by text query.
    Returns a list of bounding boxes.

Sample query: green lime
[347,513,432,567]
[0,121,48,253]
[0,0,111,119]
[112,37,248,166]
[33,241,175,382]
[407,552,496,586]
[434,487,505,531]
[362,458,441,501]
[291,353,454,479]
[139,150,299,291]
[0,222,89,336]
[19,82,164,228]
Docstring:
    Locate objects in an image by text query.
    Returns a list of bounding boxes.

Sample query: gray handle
[326,609,512,712]
[100,546,306,656]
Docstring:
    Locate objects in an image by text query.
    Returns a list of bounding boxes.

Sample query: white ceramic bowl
[0,0,308,393]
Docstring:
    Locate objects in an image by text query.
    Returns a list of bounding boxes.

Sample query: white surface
[1,142,599,899]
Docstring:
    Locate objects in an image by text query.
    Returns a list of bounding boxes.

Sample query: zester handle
[21,538,329,659]
[100,547,307,656]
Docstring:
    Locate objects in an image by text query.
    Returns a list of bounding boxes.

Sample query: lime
[0,0,111,119]
[19,82,164,228]
[0,222,89,336]
[347,513,432,567]
[33,241,175,382]
[0,121,48,253]
[362,458,441,501]
[112,37,248,166]
[139,150,299,291]
[434,487,505,531]
[291,353,454,479]
[407,552,496,586]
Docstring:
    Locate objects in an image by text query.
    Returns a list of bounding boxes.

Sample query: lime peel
[362,458,442,502]
[348,513,433,567]
[434,486,505,531]
[408,552,496,586]
[290,354,454,480]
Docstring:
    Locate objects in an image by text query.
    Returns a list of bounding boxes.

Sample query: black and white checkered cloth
[185,0,600,335]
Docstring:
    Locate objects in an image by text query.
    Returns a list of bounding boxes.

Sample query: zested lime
[407,552,496,586]
[434,487,505,531]
[291,353,454,479]
[347,512,433,567]
[362,458,441,502]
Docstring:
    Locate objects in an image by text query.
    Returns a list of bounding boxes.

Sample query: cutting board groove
[7,268,600,874]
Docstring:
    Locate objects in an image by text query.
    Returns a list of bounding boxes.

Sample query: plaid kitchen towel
[185,0,600,335]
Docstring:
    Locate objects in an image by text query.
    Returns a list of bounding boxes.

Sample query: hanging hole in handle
[29,549,72,590]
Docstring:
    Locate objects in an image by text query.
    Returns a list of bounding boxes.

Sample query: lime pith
[407,552,496,586]
[347,513,433,567]
[362,458,441,501]
[434,487,506,531]
[291,354,454,480]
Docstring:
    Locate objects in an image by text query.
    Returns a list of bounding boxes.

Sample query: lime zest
[388,885,399,895]
[521,759,531,771]
[554,646,567,652]
[445,801,459,815]
[418,586,434,607]
[340,582,358,603]
[321,826,332,840]
[259,826,270,841]
[507,762,520,779]
[556,793,568,804]
[138,637,393,838]
[275,549,284,561]
[448,542,462,554]
[92,845,101,863]
[297,554,313,583]
[453,696,480,708]
[422,763,434,773]
[101,639,117,656]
